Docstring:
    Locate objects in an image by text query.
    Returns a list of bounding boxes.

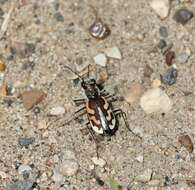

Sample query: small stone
[18,165,32,175]
[136,169,153,182]
[0,171,7,179]
[18,137,35,147]
[173,8,193,25]
[33,107,41,114]
[158,39,167,49]
[59,159,79,177]
[5,180,33,190]
[50,106,65,115]
[149,0,170,19]
[0,61,6,72]
[140,88,172,114]
[93,53,107,67]
[159,26,168,38]
[104,47,122,60]
[135,155,144,163]
[177,52,189,64]
[92,157,106,167]
[21,90,46,110]
[165,51,175,66]
[37,120,48,129]
[178,134,193,153]
[152,79,161,88]
[0,83,7,96]
[160,67,177,85]
[124,83,144,104]
[52,170,64,183]
[54,12,64,22]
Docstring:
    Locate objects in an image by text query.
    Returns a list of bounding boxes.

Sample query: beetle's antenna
[64,65,83,81]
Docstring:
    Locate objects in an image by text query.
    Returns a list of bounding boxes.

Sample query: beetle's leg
[86,122,99,158]
[113,109,141,139]
[73,98,86,106]
[100,89,110,96]
[74,106,86,114]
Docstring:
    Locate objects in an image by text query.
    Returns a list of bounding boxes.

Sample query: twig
[0,1,17,39]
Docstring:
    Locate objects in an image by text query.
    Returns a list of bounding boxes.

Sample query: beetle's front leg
[113,109,141,139]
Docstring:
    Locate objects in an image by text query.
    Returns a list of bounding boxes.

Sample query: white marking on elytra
[109,116,116,129]
[97,107,108,131]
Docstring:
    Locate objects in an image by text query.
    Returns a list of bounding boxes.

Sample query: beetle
[64,65,139,155]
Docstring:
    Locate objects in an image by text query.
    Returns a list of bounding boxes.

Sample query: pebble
[140,88,172,114]
[178,134,193,153]
[160,67,177,85]
[159,26,168,38]
[177,52,189,64]
[173,8,193,25]
[124,83,144,104]
[50,106,65,115]
[54,12,64,22]
[152,79,161,88]
[135,155,144,163]
[158,39,167,49]
[92,157,106,167]
[0,171,7,179]
[52,169,64,183]
[104,47,122,60]
[21,90,46,110]
[0,61,6,72]
[136,168,153,182]
[59,159,79,176]
[37,120,48,129]
[93,53,107,67]
[149,0,170,19]
[5,180,33,190]
[18,137,35,147]
[18,165,32,175]
[62,150,77,160]
[165,51,175,66]
[0,83,7,97]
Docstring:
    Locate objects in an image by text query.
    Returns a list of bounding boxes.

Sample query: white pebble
[59,159,79,176]
[135,155,144,163]
[93,53,107,67]
[18,165,32,174]
[52,170,64,183]
[50,106,65,115]
[104,47,122,60]
[92,157,106,167]
[62,150,76,160]
[136,169,153,182]
[140,88,172,114]
[149,0,170,19]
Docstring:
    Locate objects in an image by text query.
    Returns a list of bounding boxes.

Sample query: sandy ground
[0,0,195,189]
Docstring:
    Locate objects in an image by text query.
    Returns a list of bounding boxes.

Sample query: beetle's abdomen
[86,97,116,135]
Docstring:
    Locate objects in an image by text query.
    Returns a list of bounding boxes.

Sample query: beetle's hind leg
[86,123,100,158]
[113,109,141,139]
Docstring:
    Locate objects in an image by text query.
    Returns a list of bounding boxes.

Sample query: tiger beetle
[64,65,140,156]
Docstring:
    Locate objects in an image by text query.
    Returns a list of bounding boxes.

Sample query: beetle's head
[81,78,99,99]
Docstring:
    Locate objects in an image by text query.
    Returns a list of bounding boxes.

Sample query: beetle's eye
[90,79,96,84]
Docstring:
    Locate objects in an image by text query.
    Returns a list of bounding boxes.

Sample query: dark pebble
[0,0,7,4]
[158,39,167,49]
[33,106,41,114]
[165,51,175,66]
[159,26,168,38]
[173,8,194,25]
[54,12,64,22]
[160,68,178,85]
[18,137,35,147]
[5,180,33,190]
